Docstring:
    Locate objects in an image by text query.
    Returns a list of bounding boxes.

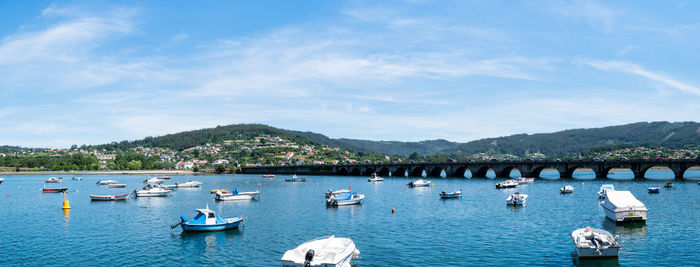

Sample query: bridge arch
[566,166,600,180]
[475,166,495,178]
[429,167,446,178]
[453,166,470,178]
[498,166,519,178]
[377,167,391,176]
[362,167,376,176]
[682,166,700,180]
[350,167,362,176]
[394,167,408,177]
[640,165,674,180]
[410,166,426,177]
[602,166,639,180]
[337,167,349,176]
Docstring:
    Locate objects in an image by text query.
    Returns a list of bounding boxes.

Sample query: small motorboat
[506,192,528,205]
[176,180,203,188]
[143,177,166,184]
[286,174,307,182]
[0,178,4,184]
[664,181,673,188]
[407,179,431,187]
[134,187,170,197]
[496,180,517,189]
[156,176,171,180]
[90,193,130,201]
[160,184,178,189]
[96,180,118,185]
[210,189,229,194]
[600,190,647,222]
[262,174,275,178]
[367,173,384,183]
[326,190,365,206]
[108,184,126,188]
[45,177,62,183]
[172,205,243,232]
[281,235,360,267]
[439,190,462,199]
[215,188,260,201]
[598,184,615,199]
[515,177,535,184]
[571,227,620,258]
[72,177,82,181]
[647,187,660,193]
[560,185,574,194]
[43,185,68,193]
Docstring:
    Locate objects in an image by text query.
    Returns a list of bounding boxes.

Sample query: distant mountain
[88,121,700,157]
[0,146,24,153]
[441,121,700,157]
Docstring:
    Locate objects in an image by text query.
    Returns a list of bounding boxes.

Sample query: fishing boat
[90,193,130,201]
[214,188,260,201]
[45,177,62,183]
[496,180,518,189]
[367,173,384,183]
[600,190,647,222]
[134,187,170,197]
[172,205,243,232]
[560,185,574,194]
[286,174,307,182]
[281,235,360,267]
[407,179,431,187]
[506,192,528,205]
[598,184,615,199]
[42,185,68,193]
[664,181,673,188]
[647,187,660,193]
[571,227,620,258]
[326,190,365,206]
[176,180,203,188]
[72,177,82,181]
[96,180,118,185]
[439,190,462,199]
[262,174,275,178]
[143,177,166,184]
[515,177,535,184]
[107,184,126,188]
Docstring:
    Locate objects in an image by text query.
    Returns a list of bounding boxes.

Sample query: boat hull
[43,188,68,193]
[575,247,620,258]
[135,192,169,197]
[182,219,242,232]
[216,195,256,201]
[90,194,130,201]
[601,204,647,222]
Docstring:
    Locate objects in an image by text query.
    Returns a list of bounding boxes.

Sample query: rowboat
[43,186,68,193]
[572,227,620,258]
[215,188,260,201]
[107,184,126,188]
[281,236,360,267]
[172,205,243,232]
[439,190,462,199]
[90,193,130,201]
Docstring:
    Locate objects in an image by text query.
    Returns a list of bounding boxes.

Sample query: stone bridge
[240,159,700,179]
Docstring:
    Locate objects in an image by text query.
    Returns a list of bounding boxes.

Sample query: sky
[1,0,700,148]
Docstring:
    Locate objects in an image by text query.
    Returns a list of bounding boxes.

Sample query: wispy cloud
[551,0,617,32]
[581,60,700,96]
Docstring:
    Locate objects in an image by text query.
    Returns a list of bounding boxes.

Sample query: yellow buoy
[62,192,71,210]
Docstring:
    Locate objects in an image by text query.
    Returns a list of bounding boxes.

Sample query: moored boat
[107,184,126,188]
[43,185,68,193]
[286,174,307,182]
[647,187,660,193]
[215,188,260,201]
[600,190,647,222]
[515,177,535,184]
[72,177,82,181]
[598,184,615,199]
[571,227,620,258]
[176,180,203,188]
[156,176,171,180]
[439,190,462,199]
[210,189,229,194]
[134,187,170,197]
[46,177,62,183]
[506,192,528,205]
[407,179,431,187]
[560,185,574,194]
[172,205,243,232]
[326,189,365,206]
[262,174,275,178]
[143,177,166,184]
[496,180,518,189]
[281,235,360,267]
[367,173,384,183]
[0,178,4,184]
[96,180,118,185]
[664,181,673,188]
[90,193,130,201]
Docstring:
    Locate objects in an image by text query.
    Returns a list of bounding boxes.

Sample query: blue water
[1,174,699,266]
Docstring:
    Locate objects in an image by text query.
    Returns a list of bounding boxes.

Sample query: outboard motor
[303,249,315,267]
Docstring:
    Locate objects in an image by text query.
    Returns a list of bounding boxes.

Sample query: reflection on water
[573,169,596,180]
[540,169,560,179]
[486,170,496,179]
[573,256,620,267]
[63,209,70,223]
[602,220,647,235]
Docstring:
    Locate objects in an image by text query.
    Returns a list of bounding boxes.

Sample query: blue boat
[172,205,243,231]
[440,190,462,199]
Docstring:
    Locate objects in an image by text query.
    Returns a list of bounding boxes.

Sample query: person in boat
[441,191,446,194]
[232,187,239,195]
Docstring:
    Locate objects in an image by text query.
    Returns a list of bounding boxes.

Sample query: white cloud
[581,60,700,96]
[551,0,617,32]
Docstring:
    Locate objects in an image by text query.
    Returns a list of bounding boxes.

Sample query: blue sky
[1,0,700,148]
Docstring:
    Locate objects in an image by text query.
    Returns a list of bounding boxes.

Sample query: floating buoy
[76,189,78,192]
[62,192,71,210]
[391,208,395,213]
[581,183,585,186]
[146,205,150,208]
[7,194,9,198]
[349,186,352,190]
[405,188,407,191]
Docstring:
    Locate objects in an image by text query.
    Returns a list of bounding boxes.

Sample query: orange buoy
[349,186,352,190]
[391,208,395,213]
[405,187,407,191]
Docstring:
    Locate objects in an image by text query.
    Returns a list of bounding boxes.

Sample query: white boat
[598,184,615,199]
[281,236,360,267]
[367,173,384,182]
[0,178,4,184]
[407,179,431,187]
[496,180,518,189]
[143,177,166,184]
[160,184,178,189]
[134,187,170,197]
[506,192,528,205]
[515,177,535,184]
[215,188,260,201]
[46,177,62,183]
[72,177,82,181]
[326,190,365,206]
[571,227,620,258]
[96,180,118,185]
[600,190,647,222]
[560,185,574,194]
[176,180,203,188]
[108,184,126,188]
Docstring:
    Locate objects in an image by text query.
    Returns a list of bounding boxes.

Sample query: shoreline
[0,170,196,176]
